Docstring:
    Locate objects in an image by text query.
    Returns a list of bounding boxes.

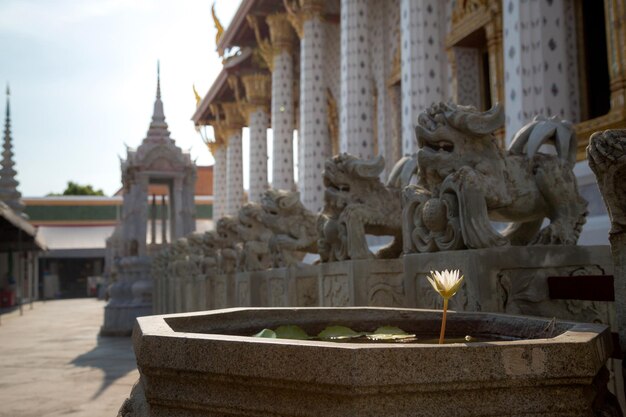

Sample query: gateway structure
[192,0,626,243]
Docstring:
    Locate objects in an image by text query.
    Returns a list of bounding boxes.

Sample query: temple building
[0,86,44,308]
[192,0,625,244]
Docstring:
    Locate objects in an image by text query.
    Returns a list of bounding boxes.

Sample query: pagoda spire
[146,60,170,141]
[0,84,25,215]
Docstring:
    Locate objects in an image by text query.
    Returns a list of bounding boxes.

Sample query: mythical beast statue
[260,189,318,265]
[215,216,242,273]
[236,203,275,271]
[201,230,220,276]
[317,154,413,261]
[587,129,626,238]
[403,102,587,252]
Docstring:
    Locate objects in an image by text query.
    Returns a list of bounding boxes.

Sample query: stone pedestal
[100,256,152,337]
[127,308,613,417]
[404,245,613,317]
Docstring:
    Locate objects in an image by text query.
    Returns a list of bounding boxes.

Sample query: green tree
[47,181,105,196]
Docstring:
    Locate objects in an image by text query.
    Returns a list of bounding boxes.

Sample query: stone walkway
[0,298,139,417]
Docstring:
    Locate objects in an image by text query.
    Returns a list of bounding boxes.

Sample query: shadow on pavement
[70,335,138,399]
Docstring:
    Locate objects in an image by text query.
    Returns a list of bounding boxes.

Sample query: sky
[0,0,243,197]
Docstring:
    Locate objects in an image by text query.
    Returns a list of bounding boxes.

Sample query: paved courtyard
[0,298,139,417]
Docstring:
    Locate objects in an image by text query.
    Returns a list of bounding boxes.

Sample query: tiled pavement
[0,298,139,417]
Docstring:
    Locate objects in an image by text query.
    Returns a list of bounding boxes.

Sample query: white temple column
[210,143,227,221]
[225,130,243,216]
[135,174,149,255]
[503,0,579,143]
[221,102,245,216]
[181,169,196,236]
[400,0,448,155]
[172,176,184,240]
[241,73,271,203]
[248,110,269,203]
[340,0,374,159]
[266,14,296,191]
[288,0,329,212]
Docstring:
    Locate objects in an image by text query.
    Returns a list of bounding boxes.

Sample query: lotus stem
[439,298,449,344]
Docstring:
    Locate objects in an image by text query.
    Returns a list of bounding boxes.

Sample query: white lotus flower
[427,269,464,299]
[426,269,465,344]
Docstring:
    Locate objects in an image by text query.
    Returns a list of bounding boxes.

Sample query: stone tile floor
[0,298,139,417]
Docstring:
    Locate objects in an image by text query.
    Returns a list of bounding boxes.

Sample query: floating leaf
[367,326,416,341]
[373,326,409,335]
[253,328,277,338]
[274,325,309,340]
[318,325,362,340]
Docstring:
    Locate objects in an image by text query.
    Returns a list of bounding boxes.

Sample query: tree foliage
[47,181,105,196]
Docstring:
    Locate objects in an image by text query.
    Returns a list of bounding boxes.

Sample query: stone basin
[131,307,612,417]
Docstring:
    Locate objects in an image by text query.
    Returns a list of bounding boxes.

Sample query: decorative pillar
[207,119,227,222]
[503,0,579,144]
[172,176,184,240]
[241,73,271,203]
[400,0,448,155]
[181,168,196,236]
[286,0,329,212]
[604,0,626,112]
[339,0,374,159]
[135,174,149,256]
[161,194,167,243]
[252,13,296,190]
[221,102,245,215]
[150,194,157,245]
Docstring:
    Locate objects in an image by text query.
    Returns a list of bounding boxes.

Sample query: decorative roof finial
[145,61,170,141]
[5,84,9,118]
[212,3,224,46]
[193,84,202,108]
[156,60,161,100]
[0,82,25,215]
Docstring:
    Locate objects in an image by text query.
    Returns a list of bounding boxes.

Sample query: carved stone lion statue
[587,129,626,237]
[215,216,242,274]
[236,203,275,271]
[317,154,410,261]
[201,230,220,276]
[260,189,318,265]
[403,102,588,252]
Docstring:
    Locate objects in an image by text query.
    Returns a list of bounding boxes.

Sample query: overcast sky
[0,0,241,196]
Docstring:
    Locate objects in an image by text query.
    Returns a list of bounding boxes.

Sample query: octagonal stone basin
[132,308,612,417]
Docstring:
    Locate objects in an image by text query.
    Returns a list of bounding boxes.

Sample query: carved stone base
[403,245,613,316]
[100,256,153,337]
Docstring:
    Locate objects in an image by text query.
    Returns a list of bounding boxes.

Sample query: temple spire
[0,84,25,216]
[156,60,161,99]
[146,61,170,141]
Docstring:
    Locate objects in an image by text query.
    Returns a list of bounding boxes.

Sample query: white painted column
[503,0,579,143]
[241,73,271,204]
[400,0,447,155]
[340,0,374,159]
[225,130,243,215]
[135,174,149,255]
[247,109,269,203]
[298,1,329,212]
[267,14,295,191]
[172,176,184,240]
[211,145,227,221]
